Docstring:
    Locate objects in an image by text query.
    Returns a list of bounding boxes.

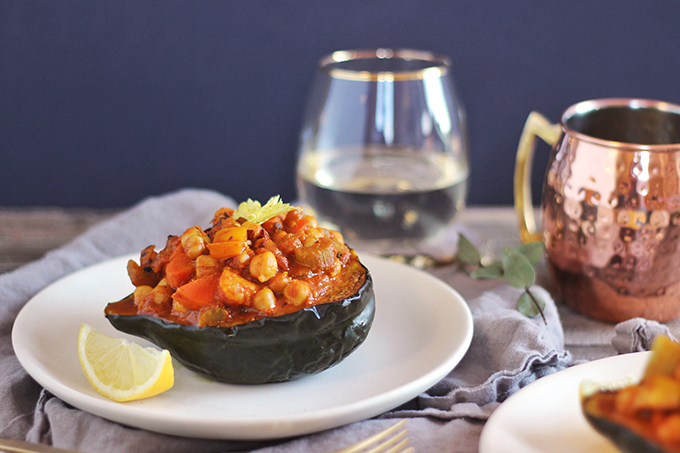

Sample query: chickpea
[329,230,344,246]
[133,285,153,306]
[181,227,209,259]
[308,226,323,239]
[234,249,254,270]
[301,228,324,247]
[283,280,311,306]
[268,272,291,293]
[149,280,173,305]
[172,300,189,314]
[305,216,319,230]
[253,287,276,313]
[250,251,278,282]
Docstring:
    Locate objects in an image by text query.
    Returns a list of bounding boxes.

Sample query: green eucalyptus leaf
[517,291,546,319]
[470,260,504,280]
[456,233,482,265]
[454,235,548,324]
[516,241,545,266]
[501,247,535,289]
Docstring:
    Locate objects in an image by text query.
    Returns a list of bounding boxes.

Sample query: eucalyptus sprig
[456,234,547,324]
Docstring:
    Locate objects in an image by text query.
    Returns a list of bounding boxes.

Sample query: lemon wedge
[78,323,174,402]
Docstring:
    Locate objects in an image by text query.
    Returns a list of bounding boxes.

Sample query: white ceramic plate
[479,352,651,453]
[12,254,473,440]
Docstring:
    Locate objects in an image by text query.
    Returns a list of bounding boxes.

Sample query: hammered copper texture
[542,137,680,322]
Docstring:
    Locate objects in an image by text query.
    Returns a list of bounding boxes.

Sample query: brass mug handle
[514,111,562,243]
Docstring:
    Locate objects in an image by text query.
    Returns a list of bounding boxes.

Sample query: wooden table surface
[0,207,117,274]
[0,206,523,275]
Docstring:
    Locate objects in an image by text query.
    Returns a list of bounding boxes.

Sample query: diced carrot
[207,240,247,260]
[213,227,248,243]
[289,215,317,234]
[165,251,194,288]
[172,275,219,311]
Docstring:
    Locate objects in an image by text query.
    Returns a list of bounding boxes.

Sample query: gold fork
[331,420,415,453]
[0,437,81,452]
[0,421,414,453]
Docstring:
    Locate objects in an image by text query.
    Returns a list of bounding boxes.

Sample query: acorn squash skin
[582,395,668,453]
[105,271,374,384]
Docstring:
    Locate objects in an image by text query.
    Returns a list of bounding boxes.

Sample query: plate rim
[12,253,473,440]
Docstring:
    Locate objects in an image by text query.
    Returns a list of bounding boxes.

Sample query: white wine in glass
[296,49,469,255]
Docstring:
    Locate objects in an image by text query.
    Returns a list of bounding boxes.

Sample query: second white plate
[480,352,650,453]
[13,254,473,440]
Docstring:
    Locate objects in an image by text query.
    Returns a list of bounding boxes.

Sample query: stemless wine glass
[296,48,469,255]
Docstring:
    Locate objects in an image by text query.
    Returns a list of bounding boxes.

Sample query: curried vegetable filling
[106,206,366,328]
[582,336,680,453]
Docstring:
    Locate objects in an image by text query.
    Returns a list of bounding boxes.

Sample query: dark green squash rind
[106,271,375,384]
[582,395,670,453]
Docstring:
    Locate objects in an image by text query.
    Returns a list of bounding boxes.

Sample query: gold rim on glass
[320,48,450,81]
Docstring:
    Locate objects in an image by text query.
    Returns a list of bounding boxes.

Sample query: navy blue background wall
[2,1,679,208]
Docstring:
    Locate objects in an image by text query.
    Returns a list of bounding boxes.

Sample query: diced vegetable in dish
[581,336,680,453]
[105,197,375,384]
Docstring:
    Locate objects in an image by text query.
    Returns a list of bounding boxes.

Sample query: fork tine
[378,439,414,453]
[362,429,406,453]
[331,420,414,453]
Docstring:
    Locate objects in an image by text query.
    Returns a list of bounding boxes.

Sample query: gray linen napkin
[387,286,570,420]
[612,317,679,354]
[0,189,572,453]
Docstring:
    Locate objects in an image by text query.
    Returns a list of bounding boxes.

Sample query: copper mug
[515,98,680,322]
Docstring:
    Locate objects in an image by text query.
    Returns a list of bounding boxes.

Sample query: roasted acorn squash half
[104,198,376,384]
[581,336,680,453]
[105,267,374,384]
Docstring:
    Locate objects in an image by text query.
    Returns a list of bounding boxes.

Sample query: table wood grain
[0,206,519,275]
[0,207,117,274]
